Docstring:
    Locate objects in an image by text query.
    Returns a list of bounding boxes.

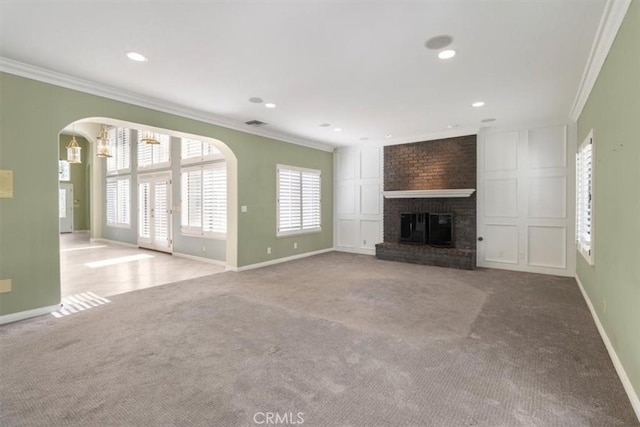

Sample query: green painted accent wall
[59,135,90,231]
[577,1,640,402]
[0,72,333,316]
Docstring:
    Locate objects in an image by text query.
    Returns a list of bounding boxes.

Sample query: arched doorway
[57,118,238,301]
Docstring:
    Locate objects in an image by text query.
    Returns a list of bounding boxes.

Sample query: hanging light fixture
[66,124,82,164]
[140,130,160,145]
[96,125,112,158]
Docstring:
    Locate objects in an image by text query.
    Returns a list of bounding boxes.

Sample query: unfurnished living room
[0,1,639,426]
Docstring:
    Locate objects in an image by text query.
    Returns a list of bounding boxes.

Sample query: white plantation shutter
[117,179,130,225]
[106,128,117,173]
[181,163,226,236]
[576,133,594,264]
[302,171,321,230]
[181,138,222,163]
[138,139,153,168]
[106,177,130,226]
[138,131,170,168]
[106,180,117,223]
[116,128,130,171]
[203,163,227,234]
[182,139,202,160]
[277,166,321,234]
[106,127,130,173]
[138,182,151,239]
[153,134,170,165]
[154,182,169,241]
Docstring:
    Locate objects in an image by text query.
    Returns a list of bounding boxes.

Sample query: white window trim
[576,129,595,265]
[276,164,322,237]
[180,161,227,240]
[106,175,132,229]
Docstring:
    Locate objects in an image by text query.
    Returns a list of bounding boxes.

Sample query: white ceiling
[0,0,607,148]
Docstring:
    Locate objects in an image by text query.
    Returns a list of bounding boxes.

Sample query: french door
[138,173,172,253]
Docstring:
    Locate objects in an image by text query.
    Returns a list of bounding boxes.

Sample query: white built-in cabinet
[334,147,384,255]
[477,124,576,276]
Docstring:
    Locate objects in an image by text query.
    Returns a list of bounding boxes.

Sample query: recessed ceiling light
[438,49,456,60]
[249,97,263,103]
[425,35,454,50]
[333,128,343,132]
[126,51,148,62]
[265,103,276,108]
[447,124,459,129]
[472,101,485,108]
[319,123,331,127]
[385,134,393,139]
[481,118,496,123]
[359,137,369,141]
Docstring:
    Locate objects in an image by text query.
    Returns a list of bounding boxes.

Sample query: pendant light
[66,124,82,164]
[96,125,112,158]
[141,130,160,145]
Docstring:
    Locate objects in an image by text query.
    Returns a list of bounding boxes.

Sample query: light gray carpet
[1,252,637,426]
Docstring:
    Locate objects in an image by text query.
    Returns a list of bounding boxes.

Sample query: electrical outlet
[202,245,207,253]
[293,242,298,249]
[241,205,248,213]
[267,247,271,254]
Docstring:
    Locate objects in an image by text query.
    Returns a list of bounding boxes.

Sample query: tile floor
[59,232,225,297]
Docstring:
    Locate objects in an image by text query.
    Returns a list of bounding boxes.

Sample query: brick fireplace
[375,135,477,269]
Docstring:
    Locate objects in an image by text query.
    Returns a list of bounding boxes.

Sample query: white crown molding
[570,0,631,122]
[0,57,335,153]
[383,189,476,199]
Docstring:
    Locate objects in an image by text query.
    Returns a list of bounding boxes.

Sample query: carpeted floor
[1,252,637,426]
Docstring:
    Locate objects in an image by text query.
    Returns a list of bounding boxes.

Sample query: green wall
[0,72,333,316]
[59,135,90,231]
[577,0,640,404]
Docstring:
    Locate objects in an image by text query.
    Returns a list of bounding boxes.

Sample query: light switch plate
[241,205,247,213]
[0,170,14,198]
[0,279,12,293]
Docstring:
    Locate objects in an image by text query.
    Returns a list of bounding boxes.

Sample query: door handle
[478,236,483,241]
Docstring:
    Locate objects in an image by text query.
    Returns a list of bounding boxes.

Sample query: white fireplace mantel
[382,189,476,199]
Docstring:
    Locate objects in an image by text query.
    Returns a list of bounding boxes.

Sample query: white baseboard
[91,238,138,248]
[0,304,62,326]
[173,252,227,267]
[334,246,376,256]
[575,274,640,421]
[228,248,334,272]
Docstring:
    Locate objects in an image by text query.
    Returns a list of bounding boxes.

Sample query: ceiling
[0,0,607,149]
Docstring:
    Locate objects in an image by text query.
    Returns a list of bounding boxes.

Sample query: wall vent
[245,120,268,127]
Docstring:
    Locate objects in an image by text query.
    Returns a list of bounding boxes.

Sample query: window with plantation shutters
[181,138,222,163]
[106,127,131,174]
[137,131,171,169]
[277,165,321,236]
[106,177,130,227]
[181,162,226,237]
[576,131,594,265]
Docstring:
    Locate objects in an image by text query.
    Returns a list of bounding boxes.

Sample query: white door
[138,174,172,253]
[477,125,575,276]
[59,183,73,233]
